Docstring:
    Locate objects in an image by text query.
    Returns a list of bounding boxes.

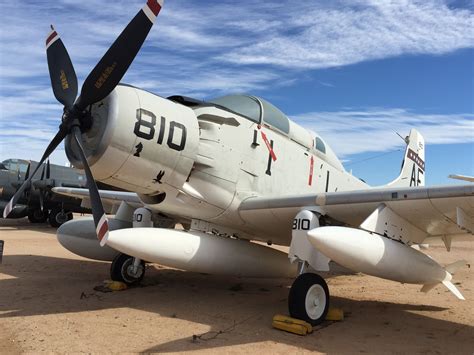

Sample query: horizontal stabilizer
[449,174,474,183]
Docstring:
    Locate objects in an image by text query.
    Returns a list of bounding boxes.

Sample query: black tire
[288,273,330,326]
[28,208,48,223]
[110,253,145,286]
[49,208,72,228]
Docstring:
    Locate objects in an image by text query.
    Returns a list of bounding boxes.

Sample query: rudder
[387,129,425,187]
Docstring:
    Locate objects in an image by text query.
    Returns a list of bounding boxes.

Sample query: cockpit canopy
[209,95,290,134]
[207,94,344,172]
[2,159,29,173]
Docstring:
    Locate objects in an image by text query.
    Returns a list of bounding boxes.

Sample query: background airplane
[0,158,91,226]
[4,0,473,326]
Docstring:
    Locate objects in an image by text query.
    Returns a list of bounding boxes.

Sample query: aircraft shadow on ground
[0,218,57,235]
[1,254,472,353]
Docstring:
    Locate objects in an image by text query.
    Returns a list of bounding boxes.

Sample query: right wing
[239,184,474,245]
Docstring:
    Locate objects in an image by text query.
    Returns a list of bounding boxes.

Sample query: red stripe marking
[308,155,314,186]
[261,131,277,161]
[46,31,57,45]
[98,219,109,242]
[146,0,161,16]
[407,148,425,171]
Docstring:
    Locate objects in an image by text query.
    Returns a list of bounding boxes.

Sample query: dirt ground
[0,217,473,354]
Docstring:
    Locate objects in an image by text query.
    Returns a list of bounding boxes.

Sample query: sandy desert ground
[0,216,473,354]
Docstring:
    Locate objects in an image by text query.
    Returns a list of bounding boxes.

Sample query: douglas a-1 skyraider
[5,0,473,325]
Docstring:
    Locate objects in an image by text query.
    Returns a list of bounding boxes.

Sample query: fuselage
[66,85,368,245]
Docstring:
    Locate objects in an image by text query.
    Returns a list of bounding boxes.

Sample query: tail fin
[387,129,425,187]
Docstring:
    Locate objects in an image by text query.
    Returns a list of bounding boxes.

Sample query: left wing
[52,187,142,213]
[239,184,474,245]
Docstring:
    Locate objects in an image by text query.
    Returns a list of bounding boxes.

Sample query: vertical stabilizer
[387,129,425,187]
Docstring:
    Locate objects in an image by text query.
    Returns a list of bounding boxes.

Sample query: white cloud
[221,0,474,68]
[0,0,472,167]
[291,108,474,156]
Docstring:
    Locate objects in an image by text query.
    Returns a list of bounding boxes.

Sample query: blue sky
[0,0,473,186]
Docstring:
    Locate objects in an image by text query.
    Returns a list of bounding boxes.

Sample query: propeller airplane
[0,158,91,226]
[4,0,473,325]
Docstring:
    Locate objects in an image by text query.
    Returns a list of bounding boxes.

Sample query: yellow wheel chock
[272,314,313,335]
[104,280,128,291]
[272,308,344,335]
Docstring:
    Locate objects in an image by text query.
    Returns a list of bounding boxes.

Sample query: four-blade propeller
[3,0,164,246]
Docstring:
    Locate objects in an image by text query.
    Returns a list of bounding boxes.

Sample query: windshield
[2,159,29,173]
[209,95,290,134]
[209,95,261,123]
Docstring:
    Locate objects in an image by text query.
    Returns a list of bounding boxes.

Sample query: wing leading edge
[239,184,474,243]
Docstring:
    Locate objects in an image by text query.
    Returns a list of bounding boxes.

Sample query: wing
[52,187,142,213]
[239,184,474,246]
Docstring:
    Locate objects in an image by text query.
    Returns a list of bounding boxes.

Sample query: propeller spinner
[3,0,165,246]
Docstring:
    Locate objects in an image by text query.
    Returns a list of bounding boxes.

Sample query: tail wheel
[110,253,145,286]
[288,273,329,326]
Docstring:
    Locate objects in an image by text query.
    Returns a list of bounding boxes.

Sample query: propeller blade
[39,189,45,212]
[76,0,164,109]
[38,163,47,211]
[25,162,31,180]
[3,129,67,219]
[40,163,46,180]
[46,26,78,109]
[46,159,51,179]
[71,127,109,246]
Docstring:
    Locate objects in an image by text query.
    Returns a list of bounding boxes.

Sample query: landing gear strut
[110,253,145,286]
[288,273,330,326]
[110,207,152,285]
[288,210,330,325]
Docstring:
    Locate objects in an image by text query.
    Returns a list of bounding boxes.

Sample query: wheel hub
[305,284,326,320]
[126,263,144,278]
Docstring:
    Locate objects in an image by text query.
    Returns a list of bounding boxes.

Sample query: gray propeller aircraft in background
[4,0,473,326]
[0,158,91,226]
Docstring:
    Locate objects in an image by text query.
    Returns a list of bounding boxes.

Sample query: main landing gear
[288,272,330,326]
[27,208,48,223]
[110,207,151,286]
[288,209,331,325]
[27,207,73,227]
[111,253,145,286]
[49,208,73,228]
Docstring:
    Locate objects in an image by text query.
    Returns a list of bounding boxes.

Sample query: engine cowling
[65,85,199,195]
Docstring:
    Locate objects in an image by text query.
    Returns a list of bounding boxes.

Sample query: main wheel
[28,208,48,223]
[288,273,329,326]
[110,253,145,286]
[48,208,72,227]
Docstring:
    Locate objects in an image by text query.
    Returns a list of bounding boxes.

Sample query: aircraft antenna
[345,149,402,167]
[396,132,409,145]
